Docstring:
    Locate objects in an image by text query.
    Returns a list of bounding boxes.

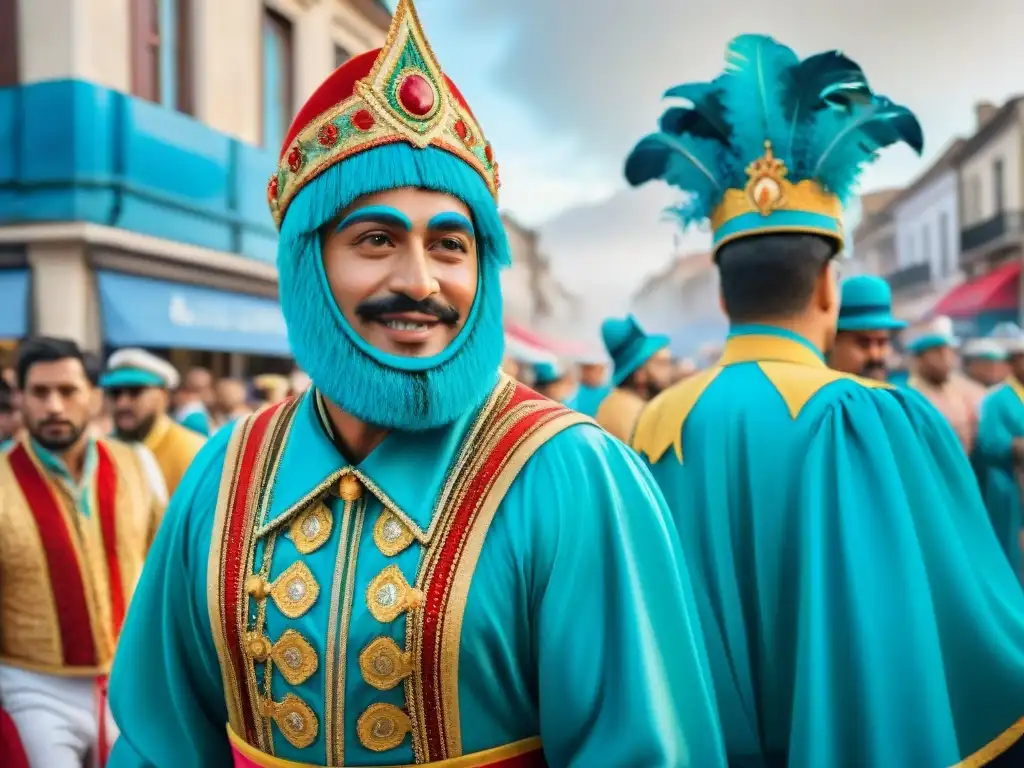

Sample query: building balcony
[0,79,279,263]
[884,261,932,293]
[960,210,1024,259]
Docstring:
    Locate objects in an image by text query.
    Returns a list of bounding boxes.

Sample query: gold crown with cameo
[266,0,500,229]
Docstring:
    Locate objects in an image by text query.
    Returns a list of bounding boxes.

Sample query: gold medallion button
[373,510,415,557]
[359,636,414,690]
[338,474,364,501]
[269,561,320,619]
[366,565,423,623]
[245,575,271,600]
[356,702,412,752]
[289,503,333,554]
[245,634,272,663]
[262,694,318,749]
[270,629,319,686]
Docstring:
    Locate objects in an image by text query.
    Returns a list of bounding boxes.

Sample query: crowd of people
[1,2,1022,766]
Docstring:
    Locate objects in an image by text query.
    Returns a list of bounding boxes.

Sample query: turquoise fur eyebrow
[335,205,412,232]
[427,212,475,235]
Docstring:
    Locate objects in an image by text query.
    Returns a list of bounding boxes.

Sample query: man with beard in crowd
[975,331,1024,582]
[962,337,1010,389]
[173,366,214,437]
[0,337,161,767]
[212,377,253,431]
[907,319,981,454]
[595,314,671,442]
[106,2,724,765]
[530,360,576,403]
[101,348,204,497]
[828,275,906,381]
[566,353,610,417]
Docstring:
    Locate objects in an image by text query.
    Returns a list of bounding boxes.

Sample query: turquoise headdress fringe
[278,143,507,431]
[625,34,924,253]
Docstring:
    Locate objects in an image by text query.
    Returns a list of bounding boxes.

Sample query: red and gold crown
[266,0,499,229]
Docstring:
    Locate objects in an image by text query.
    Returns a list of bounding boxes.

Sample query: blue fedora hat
[837,276,907,332]
[601,315,670,387]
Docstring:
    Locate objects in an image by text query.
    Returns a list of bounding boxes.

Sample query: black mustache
[861,361,887,376]
[355,294,460,325]
[40,419,73,429]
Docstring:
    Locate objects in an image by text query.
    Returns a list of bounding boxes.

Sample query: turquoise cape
[567,384,610,418]
[974,378,1024,579]
[108,389,726,767]
[632,326,1024,767]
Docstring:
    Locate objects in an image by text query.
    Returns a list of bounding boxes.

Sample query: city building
[884,140,965,325]
[933,97,1023,336]
[849,188,902,277]
[0,0,391,375]
[629,250,726,358]
[501,213,586,359]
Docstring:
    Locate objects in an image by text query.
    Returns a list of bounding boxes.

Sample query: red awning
[504,321,587,355]
[932,260,1021,318]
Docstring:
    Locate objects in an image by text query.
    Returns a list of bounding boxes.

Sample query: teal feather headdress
[625,34,924,255]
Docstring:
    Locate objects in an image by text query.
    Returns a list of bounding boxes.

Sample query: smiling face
[321,187,479,359]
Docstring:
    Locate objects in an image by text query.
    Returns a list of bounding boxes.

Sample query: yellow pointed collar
[632,327,888,464]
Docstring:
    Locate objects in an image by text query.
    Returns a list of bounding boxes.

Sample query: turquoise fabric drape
[108,392,726,767]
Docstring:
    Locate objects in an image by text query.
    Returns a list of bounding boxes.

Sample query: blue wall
[0,80,279,263]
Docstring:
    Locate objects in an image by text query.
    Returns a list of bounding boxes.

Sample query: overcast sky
[404,0,1024,334]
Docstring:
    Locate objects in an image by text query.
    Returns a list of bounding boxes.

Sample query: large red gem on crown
[398,73,435,117]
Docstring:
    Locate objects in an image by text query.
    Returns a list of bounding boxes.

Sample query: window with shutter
[130,0,193,114]
[261,9,295,152]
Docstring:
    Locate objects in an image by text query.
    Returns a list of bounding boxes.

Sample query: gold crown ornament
[709,141,843,241]
[266,0,499,228]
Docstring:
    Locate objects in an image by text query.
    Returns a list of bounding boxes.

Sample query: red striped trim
[489,749,547,768]
[0,708,30,768]
[221,402,288,744]
[421,384,564,759]
[7,444,98,667]
[95,444,125,636]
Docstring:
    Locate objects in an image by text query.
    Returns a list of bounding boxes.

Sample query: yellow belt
[227,726,543,768]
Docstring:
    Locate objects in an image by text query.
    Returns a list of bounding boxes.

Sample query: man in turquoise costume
[530,361,575,403]
[975,331,1024,581]
[594,315,672,443]
[564,353,609,417]
[105,2,725,767]
[624,33,1024,766]
[827,275,906,381]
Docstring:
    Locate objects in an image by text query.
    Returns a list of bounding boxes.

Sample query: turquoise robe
[108,388,726,767]
[632,326,1024,767]
[974,378,1024,579]
[567,385,610,418]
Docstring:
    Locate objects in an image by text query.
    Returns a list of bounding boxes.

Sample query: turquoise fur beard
[278,143,508,431]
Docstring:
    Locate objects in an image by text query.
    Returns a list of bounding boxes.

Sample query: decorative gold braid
[334,500,364,763]
[440,409,586,757]
[208,417,254,740]
[323,497,353,766]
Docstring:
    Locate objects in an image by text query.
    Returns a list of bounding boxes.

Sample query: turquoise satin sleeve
[519,426,726,767]
[646,372,1024,767]
[107,428,233,768]
[788,387,1024,766]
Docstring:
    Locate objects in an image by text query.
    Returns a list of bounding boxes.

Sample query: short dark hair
[717,234,837,324]
[0,377,12,413]
[15,336,88,389]
[81,352,103,387]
